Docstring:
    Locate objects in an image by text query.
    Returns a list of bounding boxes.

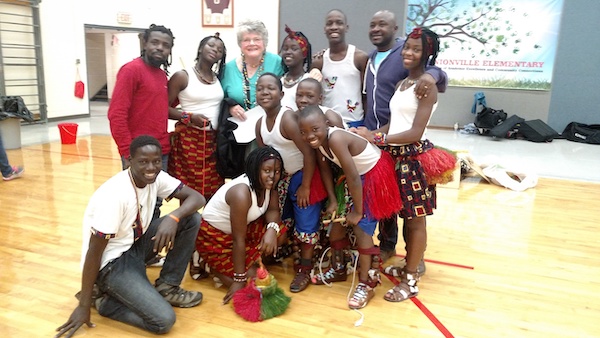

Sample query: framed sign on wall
[202,0,234,27]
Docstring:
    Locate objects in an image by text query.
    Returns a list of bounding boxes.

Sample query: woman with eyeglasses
[217,19,284,179]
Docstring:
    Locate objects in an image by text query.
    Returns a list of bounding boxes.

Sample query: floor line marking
[382,273,455,338]
[392,254,474,270]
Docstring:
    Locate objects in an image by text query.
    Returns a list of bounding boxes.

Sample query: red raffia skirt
[333,151,402,221]
[168,123,224,200]
[196,218,265,278]
[385,140,456,185]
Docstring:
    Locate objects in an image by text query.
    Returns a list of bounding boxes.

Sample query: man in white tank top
[312,9,369,128]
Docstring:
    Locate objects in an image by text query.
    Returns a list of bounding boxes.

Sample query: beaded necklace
[128,168,149,241]
[242,53,265,110]
[193,65,217,85]
[282,72,304,88]
[400,77,419,91]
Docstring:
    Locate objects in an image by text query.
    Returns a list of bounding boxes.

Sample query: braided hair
[280,25,312,72]
[245,146,284,191]
[141,24,175,74]
[195,33,227,80]
[407,27,440,67]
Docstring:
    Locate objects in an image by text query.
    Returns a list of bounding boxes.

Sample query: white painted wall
[38,0,280,119]
[84,33,106,98]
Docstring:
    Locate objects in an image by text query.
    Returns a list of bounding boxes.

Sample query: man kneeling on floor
[56,135,206,336]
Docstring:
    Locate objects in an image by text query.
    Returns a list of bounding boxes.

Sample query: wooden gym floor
[1,135,599,337]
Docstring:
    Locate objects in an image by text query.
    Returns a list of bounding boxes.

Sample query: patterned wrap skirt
[168,123,224,200]
[385,139,454,219]
[196,218,265,278]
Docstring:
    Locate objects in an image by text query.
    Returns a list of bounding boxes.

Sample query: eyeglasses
[242,37,263,45]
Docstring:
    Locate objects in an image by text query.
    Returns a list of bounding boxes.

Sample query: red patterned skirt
[386,140,454,219]
[196,218,265,278]
[168,123,224,200]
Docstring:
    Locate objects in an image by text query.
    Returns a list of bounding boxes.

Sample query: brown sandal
[383,259,426,279]
[290,267,311,293]
[384,269,419,302]
[311,266,347,285]
[348,282,375,309]
[348,268,381,309]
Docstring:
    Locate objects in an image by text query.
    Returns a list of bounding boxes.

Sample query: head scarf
[284,24,309,58]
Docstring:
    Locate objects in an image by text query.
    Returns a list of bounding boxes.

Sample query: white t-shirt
[81,170,182,269]
[202,175,270,234]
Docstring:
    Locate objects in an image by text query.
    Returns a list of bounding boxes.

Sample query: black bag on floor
[0,95,34,122]
[489,115,524,139]
[475,106,507,130]
[518,119,559,143]
[561,122,600,144]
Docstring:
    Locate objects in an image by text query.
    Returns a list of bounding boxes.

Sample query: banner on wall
[406,0,563,90]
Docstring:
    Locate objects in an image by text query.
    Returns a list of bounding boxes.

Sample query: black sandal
[189,250,209,280]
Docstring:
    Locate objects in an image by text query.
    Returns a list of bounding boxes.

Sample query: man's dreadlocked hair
[408,27,440,67]
[195,33,227,80]
[141,24,175,74]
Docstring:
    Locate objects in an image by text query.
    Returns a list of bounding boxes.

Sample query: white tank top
[202,175,270,234]
[260,107,304,174]
[321,45,364,124]
[387,83,437,145]
[177,67,224,129]
[319,127,380,175]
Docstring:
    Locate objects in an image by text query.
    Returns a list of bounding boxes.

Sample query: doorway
[83,24,145,117]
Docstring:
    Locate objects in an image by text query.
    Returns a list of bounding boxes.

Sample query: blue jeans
[0,130,14,177]
[121,154,169,220]
[95,213,201,333]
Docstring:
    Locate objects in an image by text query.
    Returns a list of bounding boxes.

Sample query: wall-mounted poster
[202,0,233,27]
[406,0,563,90]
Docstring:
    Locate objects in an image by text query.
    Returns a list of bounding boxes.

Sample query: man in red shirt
[108,24,175,220]
[108,24,175,166]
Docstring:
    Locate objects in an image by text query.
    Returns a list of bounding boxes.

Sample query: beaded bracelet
[373,132,387,146]
[180,111,193,125]
[233,272,247,283]
[266,222,280,235]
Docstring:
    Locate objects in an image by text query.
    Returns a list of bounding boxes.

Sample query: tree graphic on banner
[406,0,562,90]
[407,0,537,58]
